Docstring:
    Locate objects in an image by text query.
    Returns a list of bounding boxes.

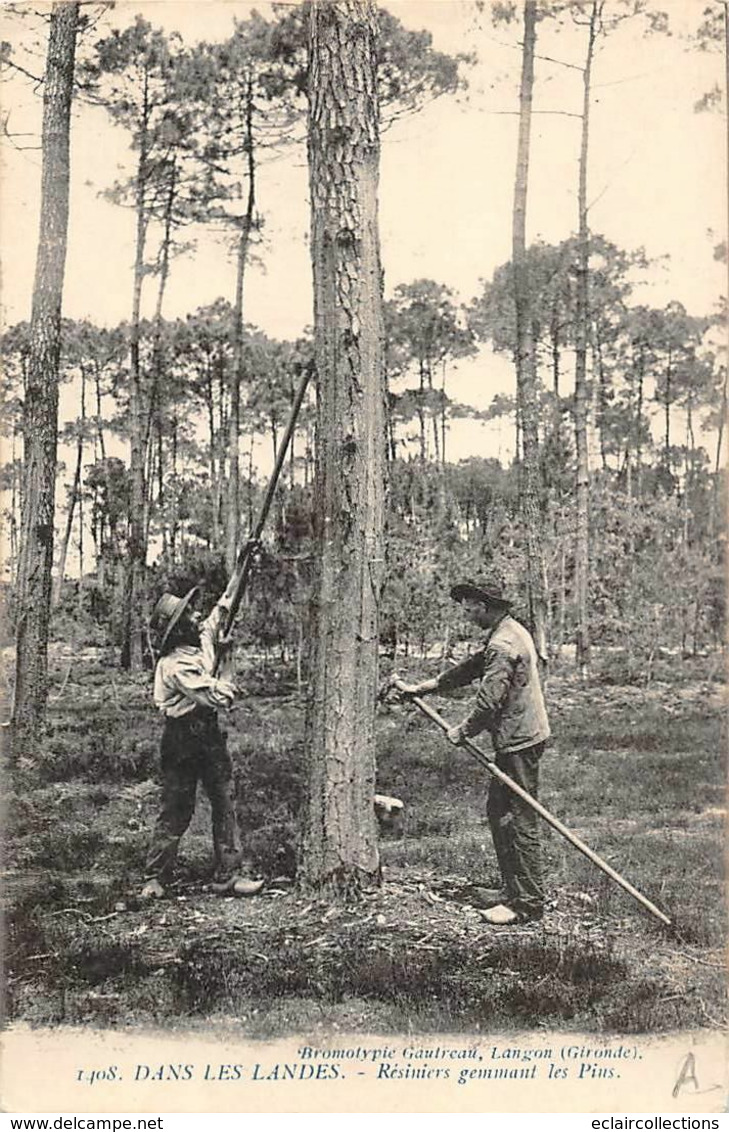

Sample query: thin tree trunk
[202,361,219,549]
[427,362,441,464]
[594,328,608,471]
[289,375,297,488]
[157,415,166,558]
[226,78,256,574]
[54,366,86,607]
[573,0,599,680]
[248,432,255,531]
[94,362,106,460]
[301,0,384,895]
[13,1,79,758]
[10,432,19,585]
[384,386,397,462]
[440,360,447,465]
[77,430,85,619]
[557,536,566,658]
[169,416,179,564]
[683,394,694,546]
[635,343,645,496]
[710,366,727,536]
[124,67,151,671]
[664,349,672,466]
[149,158,177,561]
[418,360,426,462]
[512,0,548,665]
[216,358,227,545]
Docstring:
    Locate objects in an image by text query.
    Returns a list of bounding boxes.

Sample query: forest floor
[2,648,726,1036]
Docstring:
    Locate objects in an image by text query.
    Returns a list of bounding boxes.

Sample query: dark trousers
[145,710,242,883]
[486,742,545,916]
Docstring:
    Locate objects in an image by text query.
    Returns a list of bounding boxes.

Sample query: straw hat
[151,586,198,652]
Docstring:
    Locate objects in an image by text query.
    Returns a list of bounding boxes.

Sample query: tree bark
[124,67,151,671]
[93,362,106,461]
[440,361,448,465]
[54,366,86,607]
[512,1,548,665]
[417,361,427,462]
[635,342,645,495]
[710,366,727,537]
[573,0,599,680]
[226,78,256,573]
[12,0,79,759]
[148,157,177,560]
[301,0,384,895]
[663,348,672,466]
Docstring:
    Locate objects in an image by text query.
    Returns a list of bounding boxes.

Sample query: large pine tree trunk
[573,0,599,680]
[300,0,384,895]
[512,1,548,664]
[12,0,79,759]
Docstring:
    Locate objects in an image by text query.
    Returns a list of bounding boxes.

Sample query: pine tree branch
[1,54,44,87]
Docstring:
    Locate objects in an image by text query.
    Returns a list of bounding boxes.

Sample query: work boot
[141,879,164,901]
[211,875,265,898]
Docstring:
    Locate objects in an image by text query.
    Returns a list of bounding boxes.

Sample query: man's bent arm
[458,647,513,738]
[435,650,486,693]
[172,659,236,711]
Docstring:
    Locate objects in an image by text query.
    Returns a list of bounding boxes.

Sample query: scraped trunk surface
[300,0,385,895]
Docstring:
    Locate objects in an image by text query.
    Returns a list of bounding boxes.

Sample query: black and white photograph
[0,0,726,1116]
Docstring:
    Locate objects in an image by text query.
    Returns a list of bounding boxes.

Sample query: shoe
[141,879,164,901]
[481,903,519,925]
[211,876,265,897]
[481,903,543,925]
[232,877,265,897]
[468,887,509,910]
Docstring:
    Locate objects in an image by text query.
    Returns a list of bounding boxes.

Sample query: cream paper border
[1,1028,727,1113]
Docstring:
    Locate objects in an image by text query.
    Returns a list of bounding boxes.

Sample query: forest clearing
[3,645,725,1035]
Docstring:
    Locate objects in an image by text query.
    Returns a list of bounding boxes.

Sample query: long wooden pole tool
[390,675,672,927]
[213,362,313,676]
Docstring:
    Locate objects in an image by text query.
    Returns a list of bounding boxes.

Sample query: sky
[1,0,726,498]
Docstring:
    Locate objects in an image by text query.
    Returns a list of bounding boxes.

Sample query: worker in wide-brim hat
[397,573,550,926]
[141,557,264,901]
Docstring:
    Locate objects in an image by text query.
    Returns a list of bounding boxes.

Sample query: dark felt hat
[151,586,198,652]
[449,575,513,609]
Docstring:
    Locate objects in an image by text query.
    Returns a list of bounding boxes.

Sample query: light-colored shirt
[436,615,550,754]
[153,601,237,718]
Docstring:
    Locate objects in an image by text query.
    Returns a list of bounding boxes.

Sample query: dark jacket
[436,614,550,754]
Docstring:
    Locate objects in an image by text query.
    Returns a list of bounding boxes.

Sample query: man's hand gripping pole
[389,674,672,928]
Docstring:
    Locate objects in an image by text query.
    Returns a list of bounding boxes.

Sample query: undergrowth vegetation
[3,650,726,1035]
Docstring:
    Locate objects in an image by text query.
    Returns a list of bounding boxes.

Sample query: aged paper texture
[1,0,726,1116]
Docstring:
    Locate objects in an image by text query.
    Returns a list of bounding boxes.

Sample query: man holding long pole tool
[140,362,313,902]
[396,575,550,925]
[393,574,672,930]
